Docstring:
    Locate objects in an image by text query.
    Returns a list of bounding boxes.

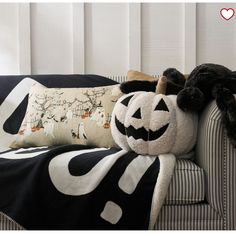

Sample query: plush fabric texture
[111,92,198,156]
[177,63,236,112]
[176,63,236,146]
[120,68,185,95]
[11,83,122,148]
[127,69,187,86]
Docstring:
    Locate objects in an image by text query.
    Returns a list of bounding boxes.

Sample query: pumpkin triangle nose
[132,108,142,119]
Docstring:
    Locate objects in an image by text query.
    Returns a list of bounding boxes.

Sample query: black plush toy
[120,68,185,95]
[177,63,236,146]
[177,63,236,110]
[120,63,236,146]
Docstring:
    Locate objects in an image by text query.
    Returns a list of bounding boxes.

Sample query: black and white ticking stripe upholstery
[0,212,24,230]
[196,99,236,230]
[155,204,224,230]
[155,99,236,230]
[164,159,205,205]
[108,75,160,84]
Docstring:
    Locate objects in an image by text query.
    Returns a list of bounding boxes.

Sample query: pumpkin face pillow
[111,92,198,156]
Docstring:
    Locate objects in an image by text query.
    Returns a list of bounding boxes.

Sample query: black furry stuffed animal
[120,68,185,95]
[177,63,236,146]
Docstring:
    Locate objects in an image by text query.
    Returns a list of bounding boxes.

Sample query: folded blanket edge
[148,154,176,229]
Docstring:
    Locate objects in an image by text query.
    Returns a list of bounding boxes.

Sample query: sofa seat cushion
[164,159,205,205]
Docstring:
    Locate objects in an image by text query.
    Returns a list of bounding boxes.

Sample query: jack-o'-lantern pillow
[111,92,198,156]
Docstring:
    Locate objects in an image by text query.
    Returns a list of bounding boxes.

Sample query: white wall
[0,3,19,75]
[197,3,236,71]
[141,3,185,74]
[85,3,129,75]
[31,3,73,74]
[0,2,236,76]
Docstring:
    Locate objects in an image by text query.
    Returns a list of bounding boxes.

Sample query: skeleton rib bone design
[0,146,49,159]
[118,155,155,194]
[48,148,126,196]
[0,78,38,151]
[48,147,158,225]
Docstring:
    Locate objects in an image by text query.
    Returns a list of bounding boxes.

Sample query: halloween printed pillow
[111,92,198,156]
[10,83,123,148]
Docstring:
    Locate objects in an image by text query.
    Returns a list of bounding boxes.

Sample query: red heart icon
[220,8,235,20]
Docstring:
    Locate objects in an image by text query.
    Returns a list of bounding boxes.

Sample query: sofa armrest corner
[195,100,236,230]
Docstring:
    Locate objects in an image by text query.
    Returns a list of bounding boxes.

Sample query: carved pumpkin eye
[132,108,141,119]
[154,98,169,112]
[121,94,134,106]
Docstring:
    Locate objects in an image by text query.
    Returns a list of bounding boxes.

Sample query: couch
[0,74,235,230]
[155,99,236,230]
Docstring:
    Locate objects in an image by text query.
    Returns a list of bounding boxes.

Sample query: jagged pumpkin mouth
[115,116,169,141]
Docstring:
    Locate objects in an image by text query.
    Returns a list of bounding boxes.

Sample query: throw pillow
[127,70,159,81]
[127,70,189,81]
[10,83,123,148]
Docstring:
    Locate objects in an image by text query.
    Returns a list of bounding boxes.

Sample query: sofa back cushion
[164,159,205,205]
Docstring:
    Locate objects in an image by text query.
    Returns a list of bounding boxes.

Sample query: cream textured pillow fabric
[10,83,123,148]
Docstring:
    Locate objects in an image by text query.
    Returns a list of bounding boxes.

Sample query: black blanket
[0,145,162,230]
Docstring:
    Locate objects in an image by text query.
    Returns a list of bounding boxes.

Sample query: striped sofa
[1,99,235,230]
[155,99,236,230]
[0,73,235,230]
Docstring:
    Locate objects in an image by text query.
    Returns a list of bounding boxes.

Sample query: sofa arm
[195,100,236,230]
